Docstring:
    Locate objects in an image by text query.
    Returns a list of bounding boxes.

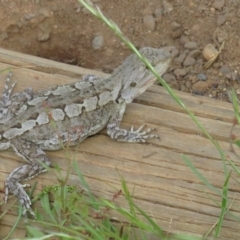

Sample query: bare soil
[0,0,240,100]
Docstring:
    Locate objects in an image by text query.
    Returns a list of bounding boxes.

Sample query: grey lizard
[0,46,173,216]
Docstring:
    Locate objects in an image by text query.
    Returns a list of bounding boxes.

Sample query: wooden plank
[0,47,240,239]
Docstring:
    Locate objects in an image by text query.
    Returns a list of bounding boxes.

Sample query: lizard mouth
[143,57,172,87]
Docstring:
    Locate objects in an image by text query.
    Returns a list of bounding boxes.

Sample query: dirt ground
[0,0,240,101]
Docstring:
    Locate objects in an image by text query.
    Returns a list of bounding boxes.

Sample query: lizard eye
[130,82,137,87]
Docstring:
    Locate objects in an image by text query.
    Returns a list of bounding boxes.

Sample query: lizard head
[118,47,174,103]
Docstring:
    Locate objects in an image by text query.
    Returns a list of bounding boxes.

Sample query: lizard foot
[129,125,159,142]
[5,180,35,217]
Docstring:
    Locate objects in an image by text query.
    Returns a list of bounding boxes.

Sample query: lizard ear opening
[130,82,137,87]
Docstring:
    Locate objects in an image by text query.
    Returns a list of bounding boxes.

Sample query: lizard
[0,46,173,216]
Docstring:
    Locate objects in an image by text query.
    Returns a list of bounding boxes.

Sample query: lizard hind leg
[5,138,51,216]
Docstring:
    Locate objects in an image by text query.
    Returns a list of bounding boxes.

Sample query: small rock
[217,14,227,26]
[142,7,152,16]
[183,57,195,67]
[143,15,155,31]
[0,32,8,42]
[39,7,52,17]
[213,62,221,68]
[226,71,240,81]
[220,65,231,75]
[212,0,225,10]
[6,24,19,33]
[92,35,104,49]
[184,30,190,36]
[170,22,181,31]
[187,74,198,84]
[154,7,163,18]
[179,35,190,44]
[174,68,187,78]
[185,81,191,89]
[210,7,215,13]
[215,29,228,43]
[163,0,173,14]
[24,13,38,20]
[174,52,187,64]
[187,66,196,74]
[187,49,201,59]
[192,81,209,94]
[180,84,187,92]
[128,26,135,34]
[162,73,179,90]
[171,48,179,58]
[197,74,207,81]
[82,7,90,14]
[162,73,175,82]
[37,32,50,42]
[202,44,218,61]
[172,29,183,39]
[184,41,198,49]
[212,90,217,97]
[195,59,203,66]
[191,24,201,36]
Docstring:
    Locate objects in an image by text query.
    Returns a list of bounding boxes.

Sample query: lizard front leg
[5,138,51,216]
[0,72,34,123]
[107,102,159,142]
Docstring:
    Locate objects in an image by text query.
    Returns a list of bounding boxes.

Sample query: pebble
[197,73,207,81]
[82,7,90,14]
[24,13,37,20]
[183,57,195,67]
[202,44,218,61]
[179,35,190,44]
[174,52,187,64]
[163,0,173,14]
[92,35,104,49]
[192,81,209,94]
[226,71,240,81]
[143,15,155,31]
[180,84,187,92]
[215,29,228,43]
[195,59,203,68]
[39,7,52,17]
[210,7,215,13]
[212,0,225,10]
[220,65,231,75]
[154,7,163,19]
[217,14,227,26]
[142,7,152,16]
[171,48,179,58]
[191,24,201,36]
[37,32,50,42]
[172,29,183,39]
[212,90,217,97]
[187,49,201,59]
[0,32,8,42]
[185,81,191,89]
[162,73,179,90]
[6,24,19,33]
[174,68,187,78]
[184,41,198,49]
[213,62,221,68]
[170,21,181,31]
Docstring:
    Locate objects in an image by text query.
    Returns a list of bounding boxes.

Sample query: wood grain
[0,47,240,239]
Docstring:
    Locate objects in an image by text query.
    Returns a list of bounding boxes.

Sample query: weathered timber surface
[0,47,240,240]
